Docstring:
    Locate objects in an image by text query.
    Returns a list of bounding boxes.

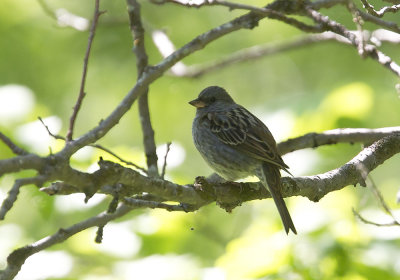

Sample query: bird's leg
[193,176,207,191]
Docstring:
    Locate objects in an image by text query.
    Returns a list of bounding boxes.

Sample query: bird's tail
[260,163,297,235]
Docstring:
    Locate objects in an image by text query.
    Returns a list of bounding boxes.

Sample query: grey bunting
[189,86,296,234]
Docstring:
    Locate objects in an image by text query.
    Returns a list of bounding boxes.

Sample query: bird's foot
[193,176,207,191]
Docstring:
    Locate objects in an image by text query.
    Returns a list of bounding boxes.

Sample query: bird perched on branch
[189,86,296,234]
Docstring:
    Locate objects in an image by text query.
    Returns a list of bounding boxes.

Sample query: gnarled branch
[3,133,399,279]
[127,0,159,177]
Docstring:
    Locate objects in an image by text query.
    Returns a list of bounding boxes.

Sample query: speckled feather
[207,106,290,174]
[190,86,297,234]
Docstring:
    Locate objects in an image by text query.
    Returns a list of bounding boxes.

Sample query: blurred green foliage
[0,0,400,279]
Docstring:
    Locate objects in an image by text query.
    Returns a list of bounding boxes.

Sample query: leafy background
[0,0,400,279]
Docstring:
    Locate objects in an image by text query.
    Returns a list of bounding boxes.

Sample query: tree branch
[0,176,48,220]
[277,127,400,155]
[150,0,294,14]
[1,134,397,280]
[353,175,400,227]
[361,0,400,18]
[1,204,133,280]
[358,9,400,34]
[353,209,399,227]
[211,133,400,211]
[50,0,399,160]
[305,8,400,78]
[91,144,148,174]
[1,195,199,280]
[5,133,398,279]
[161,142,171,179]
[2,130,398,279]
[66,0,104,141]
[2,127,397,220]
[39,132,400,210]
[40,116,147,174]
[162,29,400,78]
[368,177,399,220]
[0,154,45,178]
[168,32,351,78]
[56,0,276,160]
[150,2,400,82]
[152,0,323,32]
[0,132,29,156]
[37,0,90,31]
[2,1,400,278]
[127,0,159,177]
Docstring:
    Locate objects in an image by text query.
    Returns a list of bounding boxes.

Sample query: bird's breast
[192,117,260,181]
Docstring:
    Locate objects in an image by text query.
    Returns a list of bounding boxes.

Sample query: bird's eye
[209,97,216,103]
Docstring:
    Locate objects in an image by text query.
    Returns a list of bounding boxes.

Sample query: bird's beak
[189,98,206,108]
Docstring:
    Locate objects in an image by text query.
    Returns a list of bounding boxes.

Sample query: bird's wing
[206,106,290,171]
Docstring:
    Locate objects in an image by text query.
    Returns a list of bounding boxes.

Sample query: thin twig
[305,8,358,45]
[39,116,147,173]
[91,144,148,174]
[152,0,322,33]
[369,177,399,221]
[38,117,64,140]
[352,165,400,227]
[361,0,400,18]
[357,9,400,34]
[49,0,399,160]
[95,195,120,243]
[0,176,48,220]
[37,0,57,20]
[352,208,399,226]
[37,0,90,31]
[366,45,400,77]
[347,1,366,57]
[1,198,194,278]
[50,1,333,159]
[150,0,277,13]
[127,0,159,177]
[305,8,400,78]
[153,1,400,80]
[158,0,400,77]
[151,0,339,16]
[2,204,133,280]
[0,132,29,156]
[66,0,104,141]
[164,29,400,78]
[161,142,171,179]
[171,32,351,78]
[278,127,400,155]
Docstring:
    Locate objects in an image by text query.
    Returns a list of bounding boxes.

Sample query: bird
[189,86,296,234]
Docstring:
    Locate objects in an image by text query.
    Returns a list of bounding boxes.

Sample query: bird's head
[189,86,235,110]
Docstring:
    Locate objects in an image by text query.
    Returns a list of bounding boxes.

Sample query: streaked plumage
[190,86,296,234]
